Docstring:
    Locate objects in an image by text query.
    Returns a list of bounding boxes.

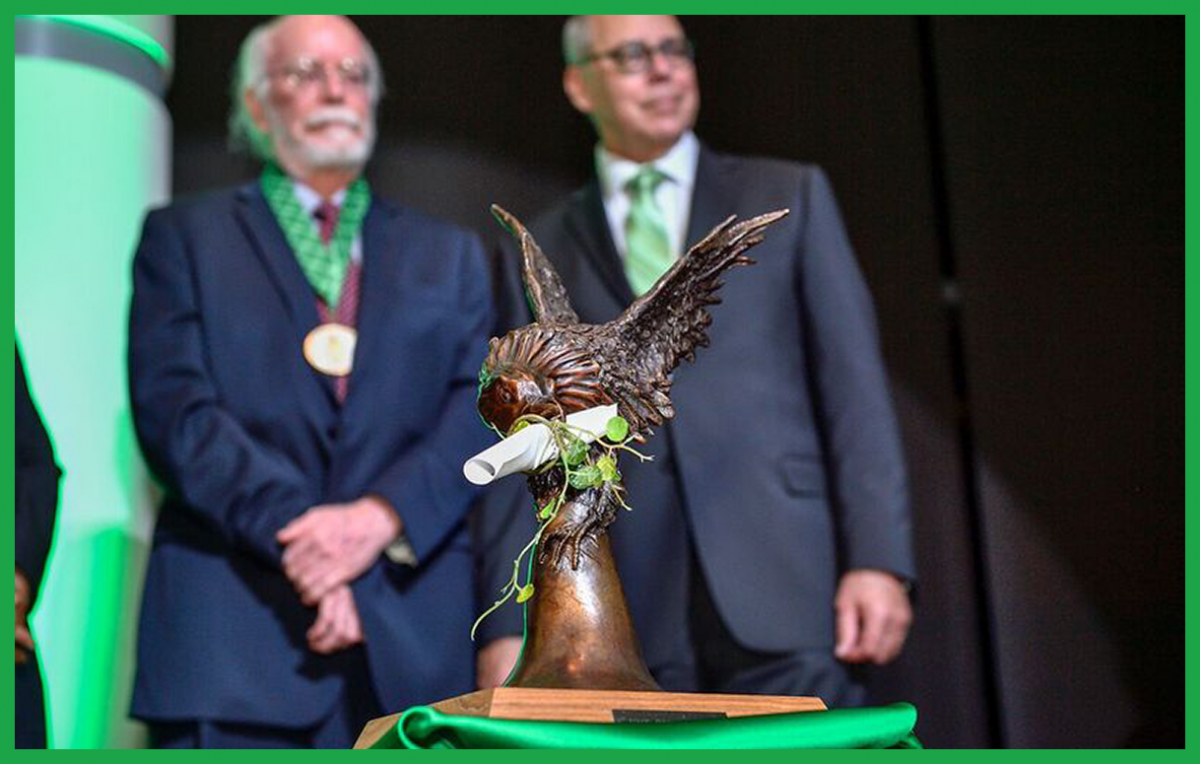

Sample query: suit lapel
[322,199,401,496]
[673,146,741,426]
[343,198,399,405]
[685,145,737,251]
[563,183,636,307]
[235,183,339,403]
[235,184,324,335]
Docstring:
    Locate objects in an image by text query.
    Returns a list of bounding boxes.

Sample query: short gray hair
[227,16,386,161]
[562,15,593,65]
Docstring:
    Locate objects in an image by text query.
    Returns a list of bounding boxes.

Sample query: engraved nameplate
[611,709,729,723]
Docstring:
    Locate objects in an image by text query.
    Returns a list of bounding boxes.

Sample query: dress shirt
[596,130,700,262]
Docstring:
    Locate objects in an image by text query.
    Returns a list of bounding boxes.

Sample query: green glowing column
[15,15,172,749]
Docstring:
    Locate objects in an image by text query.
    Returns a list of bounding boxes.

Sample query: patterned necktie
[315,200,357,403]
[315,201,340,246]
[623,166,673,296]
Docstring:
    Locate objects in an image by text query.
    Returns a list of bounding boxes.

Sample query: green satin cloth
[371,703,921,749]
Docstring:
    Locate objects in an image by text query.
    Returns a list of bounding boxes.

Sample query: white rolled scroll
[463,404,619,486]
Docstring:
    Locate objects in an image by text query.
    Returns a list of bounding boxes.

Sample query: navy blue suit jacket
[128,183,494,727]
[479,147,914,660]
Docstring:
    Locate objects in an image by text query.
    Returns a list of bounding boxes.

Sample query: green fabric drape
[371,703,921,749]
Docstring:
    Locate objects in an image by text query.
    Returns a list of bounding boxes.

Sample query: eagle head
[477,326,611,437]
[478,362,560,435]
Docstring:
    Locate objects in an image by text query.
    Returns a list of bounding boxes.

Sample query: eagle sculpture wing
[491,204,579,325]
[598,209,790,435]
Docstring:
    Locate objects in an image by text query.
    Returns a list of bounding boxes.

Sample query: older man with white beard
[127,15,494,748]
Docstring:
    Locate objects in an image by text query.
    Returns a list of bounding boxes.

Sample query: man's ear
[562,66,594,116]
[245,87,270,132]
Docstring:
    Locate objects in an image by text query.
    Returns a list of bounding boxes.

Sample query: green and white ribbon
[260,164,371,308]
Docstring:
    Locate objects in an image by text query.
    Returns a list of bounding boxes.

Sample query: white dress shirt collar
[596,130,699,203]
[291,181,348,217]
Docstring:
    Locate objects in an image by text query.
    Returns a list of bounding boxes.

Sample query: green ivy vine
[470,413,649,640]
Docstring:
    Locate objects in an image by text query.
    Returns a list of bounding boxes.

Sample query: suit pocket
[779,453,827,498]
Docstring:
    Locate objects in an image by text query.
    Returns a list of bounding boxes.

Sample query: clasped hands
[276,496,401,655]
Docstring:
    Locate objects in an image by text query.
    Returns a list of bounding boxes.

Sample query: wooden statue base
[354,687,826,748]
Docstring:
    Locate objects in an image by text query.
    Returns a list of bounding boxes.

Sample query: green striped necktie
[623,166,673,296]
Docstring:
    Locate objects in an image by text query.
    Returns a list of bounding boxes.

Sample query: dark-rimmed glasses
[576,38,695,74]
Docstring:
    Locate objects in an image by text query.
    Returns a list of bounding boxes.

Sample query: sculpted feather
[478,204,787,566]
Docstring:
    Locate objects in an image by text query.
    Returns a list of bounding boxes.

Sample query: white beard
[268,106,376,171]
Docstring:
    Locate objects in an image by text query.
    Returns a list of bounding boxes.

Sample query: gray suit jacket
[478,145,914,655]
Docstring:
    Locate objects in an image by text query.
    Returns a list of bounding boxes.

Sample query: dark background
[166,16,1183,748]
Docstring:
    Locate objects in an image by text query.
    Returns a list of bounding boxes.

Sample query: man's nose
[646,49,674,79]
[320,67,346,100]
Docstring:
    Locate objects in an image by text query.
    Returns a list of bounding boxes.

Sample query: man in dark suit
[476,15,914,706]
[16,346,62,748]
[128,15,493,747]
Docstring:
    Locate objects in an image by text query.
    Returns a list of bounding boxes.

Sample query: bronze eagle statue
[479,204,788,569]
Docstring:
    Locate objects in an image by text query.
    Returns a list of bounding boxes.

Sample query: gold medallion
[303,323,357,377]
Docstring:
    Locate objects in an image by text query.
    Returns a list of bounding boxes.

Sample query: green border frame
[3,8,1191,754]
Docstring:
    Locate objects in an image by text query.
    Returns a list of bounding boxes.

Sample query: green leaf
[606,416,630,443]
[516,583,535,603]
[538,500,556,520]
[564,434,589,467]
[597,454,618,482]
[569,464,603,489]
[510,419,531,434]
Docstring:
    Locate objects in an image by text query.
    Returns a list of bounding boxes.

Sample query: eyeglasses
[267,56,371,91]
[577,37,695,75]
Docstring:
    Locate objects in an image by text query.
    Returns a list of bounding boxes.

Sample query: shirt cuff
[384,533,418,567]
